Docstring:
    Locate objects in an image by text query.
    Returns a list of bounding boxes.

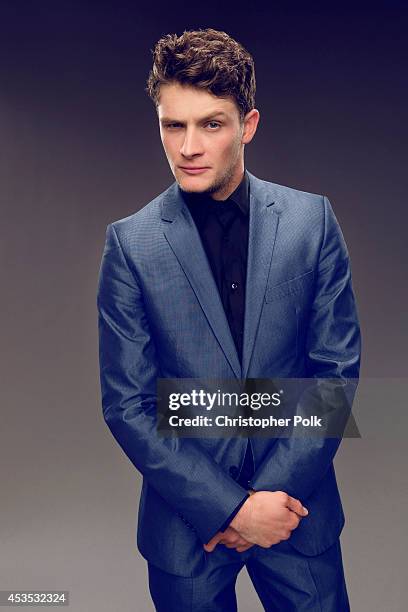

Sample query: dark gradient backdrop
[1,3,407,611]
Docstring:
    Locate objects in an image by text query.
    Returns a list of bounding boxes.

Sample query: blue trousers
[148,538,350,611]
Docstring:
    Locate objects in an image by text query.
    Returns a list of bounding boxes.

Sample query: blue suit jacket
[97,171,361,577]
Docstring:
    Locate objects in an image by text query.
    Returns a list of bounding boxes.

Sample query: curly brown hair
[145,28,256,121]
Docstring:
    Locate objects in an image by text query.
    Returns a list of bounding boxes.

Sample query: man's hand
[230,490,308,548]
[203,526,254,553]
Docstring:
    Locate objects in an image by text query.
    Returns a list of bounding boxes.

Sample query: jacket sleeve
[248,196,361,501]
[97,222,247,543]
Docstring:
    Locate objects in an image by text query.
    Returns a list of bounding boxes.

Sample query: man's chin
[176,175,212,194]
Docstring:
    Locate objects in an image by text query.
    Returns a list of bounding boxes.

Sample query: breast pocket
[265,269,315,303]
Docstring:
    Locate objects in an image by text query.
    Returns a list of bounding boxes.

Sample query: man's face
[157,82,246,199]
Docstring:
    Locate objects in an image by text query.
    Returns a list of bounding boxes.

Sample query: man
[97,28,361,611]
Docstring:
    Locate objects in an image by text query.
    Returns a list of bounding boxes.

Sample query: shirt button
[231,282,238,290]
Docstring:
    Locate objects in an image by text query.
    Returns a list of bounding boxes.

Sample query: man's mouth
[179,166,210,175]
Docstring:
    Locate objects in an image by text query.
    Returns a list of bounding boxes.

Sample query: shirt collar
[227,169,249,216]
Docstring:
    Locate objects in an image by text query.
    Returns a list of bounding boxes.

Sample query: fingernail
[302,506,309,515]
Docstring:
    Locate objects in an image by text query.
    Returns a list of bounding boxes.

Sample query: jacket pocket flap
[265,269,315,302]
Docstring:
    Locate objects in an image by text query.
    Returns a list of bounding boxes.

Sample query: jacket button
[229,465,239,478]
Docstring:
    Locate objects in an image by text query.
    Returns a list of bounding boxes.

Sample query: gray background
[1,2,407,611]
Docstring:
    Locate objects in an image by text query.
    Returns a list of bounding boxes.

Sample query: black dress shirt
[181,169,254,533]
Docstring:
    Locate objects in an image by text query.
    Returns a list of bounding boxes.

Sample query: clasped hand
[203,490,308,553]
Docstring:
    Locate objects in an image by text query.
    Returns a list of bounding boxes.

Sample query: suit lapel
[162,183,242,378]
[241,173,279,378]
[161,172,279,380]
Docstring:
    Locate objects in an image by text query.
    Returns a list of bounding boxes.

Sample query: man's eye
[164,122,220,129]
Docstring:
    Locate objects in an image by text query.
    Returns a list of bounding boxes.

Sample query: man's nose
[180,128,204,158]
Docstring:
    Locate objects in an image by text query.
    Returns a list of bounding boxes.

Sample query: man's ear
[242,109,260,145]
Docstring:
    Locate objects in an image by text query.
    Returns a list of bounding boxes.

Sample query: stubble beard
[205,163,238,198]
[178,163,236,197]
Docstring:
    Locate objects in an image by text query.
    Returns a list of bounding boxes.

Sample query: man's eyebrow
[159,111,229,124]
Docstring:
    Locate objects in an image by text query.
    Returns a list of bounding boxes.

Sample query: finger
[288,513,301,531]
[233,536,252,549]
[221,533,250,549]
[286,496,308,517]
[222,536,242,548]
[236,543,254,552]
[203,533,223,552]
[237,538,249,546]
[224,541,240,548]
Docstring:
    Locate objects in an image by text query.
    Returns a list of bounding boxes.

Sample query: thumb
[286,495,309,517]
